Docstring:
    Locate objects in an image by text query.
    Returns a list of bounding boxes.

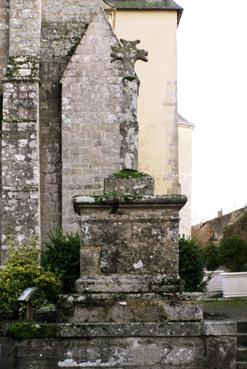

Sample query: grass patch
[203,298,247,321]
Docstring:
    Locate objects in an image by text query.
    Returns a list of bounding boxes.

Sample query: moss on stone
[113,169,147,178]
[94,191,118,202]
[6,322,58,339]
[6,56,39,79]
[123,75,137,82]
[4,119,35,123]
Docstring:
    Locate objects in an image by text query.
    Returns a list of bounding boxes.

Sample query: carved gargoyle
[111,39,148,82]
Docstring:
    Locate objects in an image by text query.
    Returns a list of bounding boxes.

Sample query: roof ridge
[108,0,182,8]
[107,1,183,24]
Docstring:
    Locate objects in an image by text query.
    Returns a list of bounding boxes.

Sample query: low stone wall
[0,321,237,369]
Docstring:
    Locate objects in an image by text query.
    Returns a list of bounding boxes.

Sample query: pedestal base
[60,291,203,323]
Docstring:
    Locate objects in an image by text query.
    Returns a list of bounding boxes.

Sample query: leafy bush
[42,230,80,293]
[219,236,247,272]
[202,242,220,271]
[0,242,61,320]
[179,237,205,292]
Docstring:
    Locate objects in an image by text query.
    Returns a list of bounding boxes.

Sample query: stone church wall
[0,0,10,261]
[0,0,9,95]
[1,0,41,262]
[0,0,124,255]
[39,0,102,241]
[1,79,40,263]
[8,0,41,57]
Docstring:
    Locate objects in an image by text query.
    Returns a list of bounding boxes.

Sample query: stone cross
[111,39,148,170]
[111,39,148,82]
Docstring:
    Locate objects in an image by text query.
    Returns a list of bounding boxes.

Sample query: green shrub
[42,230,80,293]
[202,242,220,271]
[219,236,247,272]
[0,242,61,320]
[179,237,205,292]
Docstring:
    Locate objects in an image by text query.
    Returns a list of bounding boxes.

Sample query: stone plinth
[74,195,187,295]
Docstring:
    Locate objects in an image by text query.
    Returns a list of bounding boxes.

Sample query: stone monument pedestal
[72,172,203,324]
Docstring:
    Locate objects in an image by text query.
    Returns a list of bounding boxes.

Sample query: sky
[177,0,247,224]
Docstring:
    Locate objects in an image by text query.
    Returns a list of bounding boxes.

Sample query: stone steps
[237,347,247,361]
[236,363,247,369]
[238,322,247,333]
[237,322,247,369]
[238,334,247,347]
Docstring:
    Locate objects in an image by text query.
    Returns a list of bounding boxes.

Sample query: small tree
[42,230,80,293]
[219,236,247,272]
[202,242,220,271]
[179,237,205,292]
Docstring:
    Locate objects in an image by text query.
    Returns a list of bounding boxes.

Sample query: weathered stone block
[74,195,186,285]
[204,321,237,336]
[205,336,237,369]
[80,246,101,275]
[55,337,205,368]
[62,293,203,323]
[104,171,154,197]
